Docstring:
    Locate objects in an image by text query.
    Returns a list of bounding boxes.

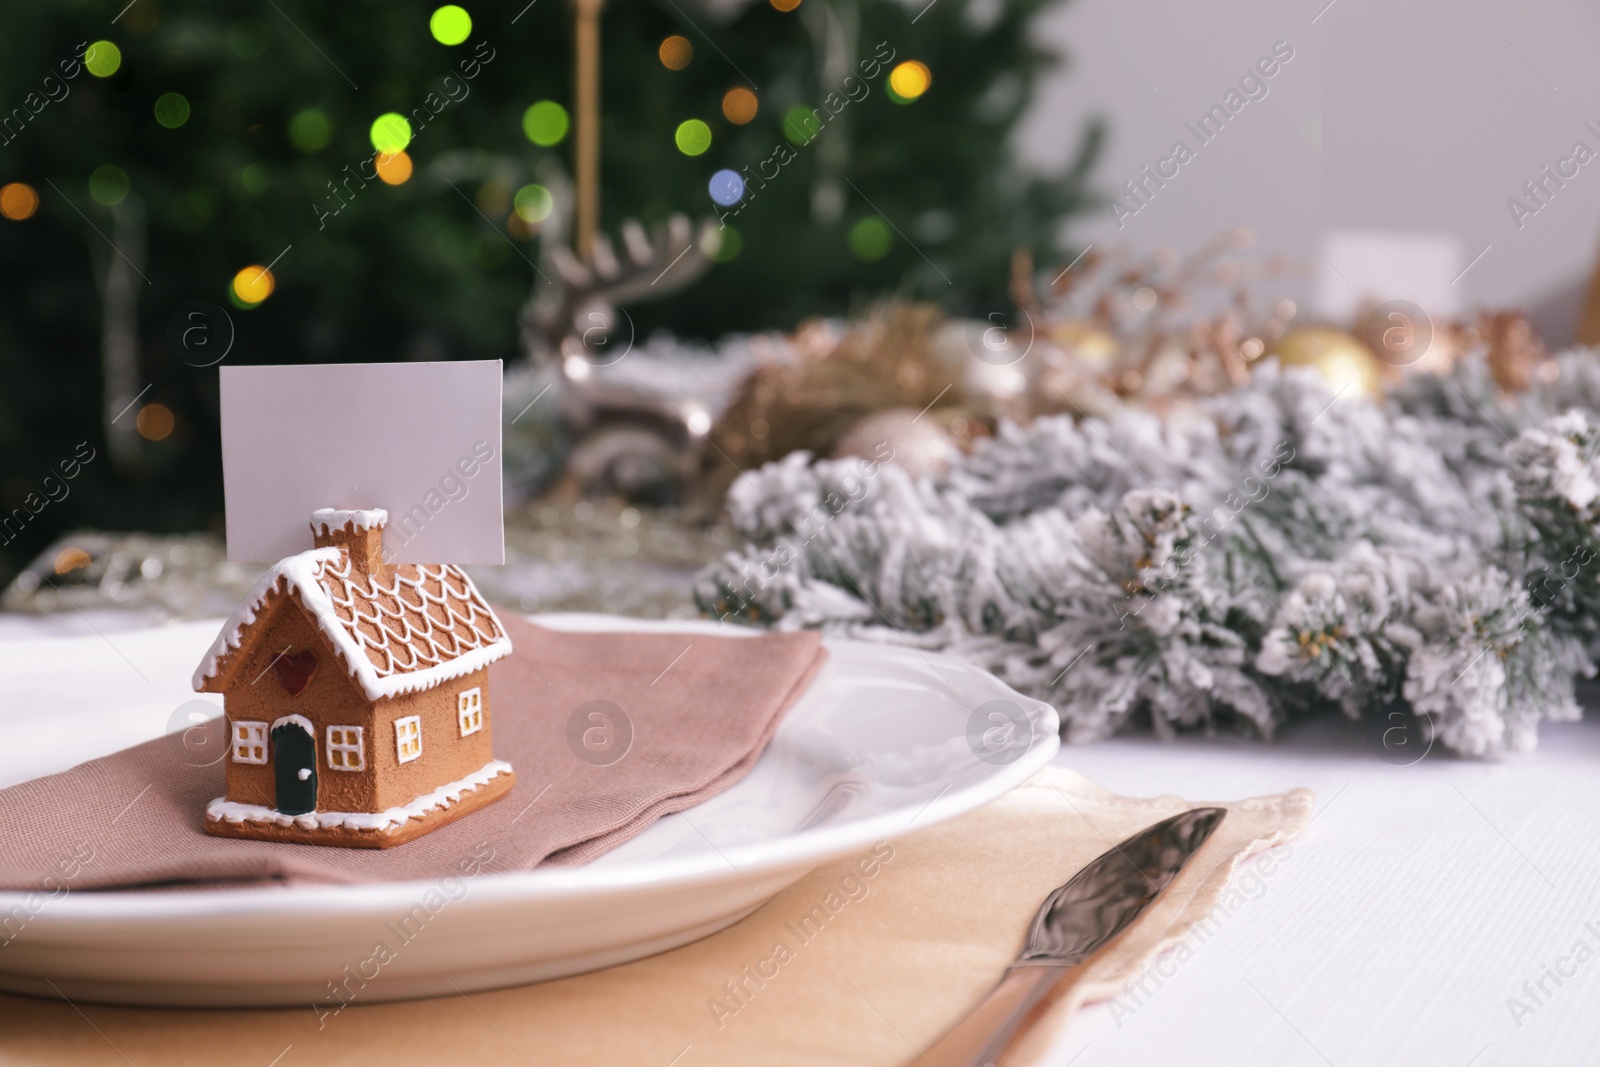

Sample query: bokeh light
[849,216,891,261]
[770,0,803,11]
[369,113,412,154]
[783,105,820,144]
[675,119,712,156]
[513,183,554,223]
[375,151,413,185]
[85,41,122,78]
[89,165,129,207]
[231,265,275,306]
[721,87,758,125]
[0,183,39,221]
[136,403,175,442]
[888,61,932,102]
[154,92,190,129]
[240,163,270,194]
[522,101,569,147]
[709,169,745,207]
[429,5,472,45]
[658,35,693,70]
[288,108,332,153]
[707,226,743,262]
[475,181,511,216]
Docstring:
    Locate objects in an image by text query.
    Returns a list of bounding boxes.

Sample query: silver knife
[910,806,1227,1067]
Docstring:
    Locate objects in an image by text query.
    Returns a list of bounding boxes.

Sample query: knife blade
[909,806,1226,1067]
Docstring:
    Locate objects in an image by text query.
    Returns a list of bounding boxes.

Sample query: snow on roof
[193,546,512,701]
[310,507,388,535]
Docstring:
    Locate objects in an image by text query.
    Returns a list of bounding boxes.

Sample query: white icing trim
[394,714,423,764]
[312,554,512,699]
[271,713,315,736]
[310,507,388,534]
[205,759,513,833]
[192,548,342,693]
[325,725,366,772]
[232,721,268,765]
[191,548,512,701]
[457,687,483,736]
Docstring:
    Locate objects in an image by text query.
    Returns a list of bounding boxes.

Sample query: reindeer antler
[522,214,713,365]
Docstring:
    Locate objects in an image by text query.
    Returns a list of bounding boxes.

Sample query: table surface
[1046,715,1600,1067]
[3,616,1597,1067]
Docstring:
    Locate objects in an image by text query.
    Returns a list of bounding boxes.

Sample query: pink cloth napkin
[0,616,826,889]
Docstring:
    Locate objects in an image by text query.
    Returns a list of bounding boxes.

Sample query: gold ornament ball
[1265,327,1383,397]
[833,408,960,479]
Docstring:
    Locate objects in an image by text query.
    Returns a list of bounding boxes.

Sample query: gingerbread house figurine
[193,508,515,848]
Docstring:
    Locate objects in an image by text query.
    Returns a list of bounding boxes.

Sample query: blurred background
[2,0,1596,626]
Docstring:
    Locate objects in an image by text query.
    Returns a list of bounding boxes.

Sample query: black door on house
[271,722,317,815]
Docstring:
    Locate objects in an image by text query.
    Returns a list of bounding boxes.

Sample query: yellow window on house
[458,687,483,737]
[326,725,366,771]
[232,721,268,764]
[394,715,422,763]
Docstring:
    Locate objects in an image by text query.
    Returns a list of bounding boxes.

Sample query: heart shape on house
[271,650,318,696]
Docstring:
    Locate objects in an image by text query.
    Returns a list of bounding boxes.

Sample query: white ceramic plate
[0,614,1058,1007]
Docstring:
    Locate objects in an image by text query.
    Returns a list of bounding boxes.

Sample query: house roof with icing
[193,546,513,701]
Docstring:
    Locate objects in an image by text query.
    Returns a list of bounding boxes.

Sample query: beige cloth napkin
[0,615,826,889]
[0,768,1313,1065]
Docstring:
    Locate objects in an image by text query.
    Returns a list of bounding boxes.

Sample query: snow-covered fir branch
[696,353,1600,756]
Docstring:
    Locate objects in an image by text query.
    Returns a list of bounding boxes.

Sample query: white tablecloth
[3,618,1597,1066]
[1045,715,1600,1066]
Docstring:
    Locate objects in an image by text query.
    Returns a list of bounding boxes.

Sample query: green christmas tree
[0,0,1099,575]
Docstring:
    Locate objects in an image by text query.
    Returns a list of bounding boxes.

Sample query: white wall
[1019,0,1600,344]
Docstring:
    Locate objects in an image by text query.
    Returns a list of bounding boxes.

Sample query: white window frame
[325,725,366,772]
[232,720,268,765]
[394,715,422,764]
[457,687,483,737]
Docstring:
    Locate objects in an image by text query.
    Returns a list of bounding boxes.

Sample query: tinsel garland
[694,354,1600,756]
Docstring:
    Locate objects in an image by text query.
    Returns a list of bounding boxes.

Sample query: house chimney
[310,508,390,577]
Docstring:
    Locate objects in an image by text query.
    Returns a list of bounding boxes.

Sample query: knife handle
[912,965,1071,1067]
